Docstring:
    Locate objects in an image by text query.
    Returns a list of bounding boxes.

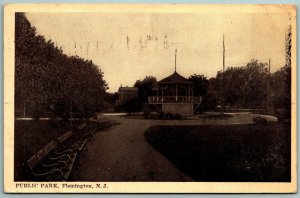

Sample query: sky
[25,5,292,92]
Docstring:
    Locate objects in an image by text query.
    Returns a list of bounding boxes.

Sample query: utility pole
[175,49,178,102]
[222,34,225,114]
[175,49,177,72]
[223,34,225,75]
[267,58,271,113]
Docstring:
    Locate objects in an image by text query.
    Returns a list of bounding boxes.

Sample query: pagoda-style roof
[158,71,193,85]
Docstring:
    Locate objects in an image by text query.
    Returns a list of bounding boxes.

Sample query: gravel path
[71,116,193,181]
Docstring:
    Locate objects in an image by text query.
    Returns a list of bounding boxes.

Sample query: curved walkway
[71,113,277,181]
[71,116,193,181]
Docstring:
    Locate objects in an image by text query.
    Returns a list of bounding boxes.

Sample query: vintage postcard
[3,4,297,193]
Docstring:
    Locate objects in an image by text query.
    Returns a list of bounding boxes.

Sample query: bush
[122,98,143,114]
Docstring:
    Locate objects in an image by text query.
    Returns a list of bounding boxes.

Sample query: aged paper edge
[3,4,297,193]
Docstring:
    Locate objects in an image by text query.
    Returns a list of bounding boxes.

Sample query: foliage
[134,76,157,103]
[270,65,291,120]
[188,74,209,111]
[191,60,268,110]
[285,25,291,68]
[269,25,291,120]
[189,74,209,97]
[122,98,143,114]
[106,92,119,103]
[191,57,290,118]
[187,26,291,115]
[15,13,108,118]
[222,60,268,108]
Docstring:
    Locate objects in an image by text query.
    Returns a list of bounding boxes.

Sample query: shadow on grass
[144,123,291,182]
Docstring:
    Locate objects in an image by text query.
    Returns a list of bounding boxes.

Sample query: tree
[270,66,291,120]
[134,76,157,103]
[15,13,108,119]
[122,98,143,114]
[240,60,268,108]
[285,25,291,68]
[207,60,268,109]
[188,74,209,97]
[188,74,209,111]
[269,25,291,120]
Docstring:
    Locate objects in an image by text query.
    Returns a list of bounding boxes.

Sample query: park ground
[14,113,290,182]
[67,113,290,182]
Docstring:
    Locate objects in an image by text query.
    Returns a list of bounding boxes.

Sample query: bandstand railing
[148,96,202,104]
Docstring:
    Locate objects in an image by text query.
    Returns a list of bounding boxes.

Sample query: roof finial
[175,49,177,72]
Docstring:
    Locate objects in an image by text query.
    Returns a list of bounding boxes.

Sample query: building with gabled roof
[117,86,138,106]
[148,50,202,115]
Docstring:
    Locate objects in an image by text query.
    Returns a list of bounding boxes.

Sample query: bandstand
[148,50,202,115]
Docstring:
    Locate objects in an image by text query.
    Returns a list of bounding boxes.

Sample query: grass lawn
[144,123,291,182]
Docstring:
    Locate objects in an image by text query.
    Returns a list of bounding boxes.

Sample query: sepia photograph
[4,4,297,193]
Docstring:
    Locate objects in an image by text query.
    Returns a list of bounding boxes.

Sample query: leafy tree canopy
[15,13,108,118]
